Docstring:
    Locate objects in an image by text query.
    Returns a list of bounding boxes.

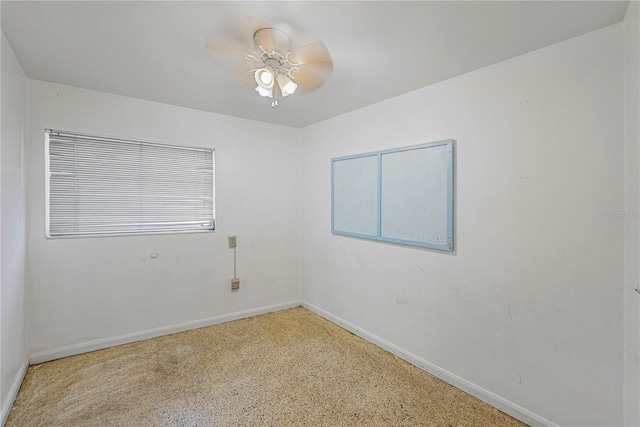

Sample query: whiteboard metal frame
[331,139,454,251]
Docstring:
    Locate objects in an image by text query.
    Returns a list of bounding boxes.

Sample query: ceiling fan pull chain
[271,82,278,108]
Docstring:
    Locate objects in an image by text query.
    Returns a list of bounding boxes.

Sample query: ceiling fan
[205,17,333,108]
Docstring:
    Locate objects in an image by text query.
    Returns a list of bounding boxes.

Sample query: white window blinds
[45,129,215,237]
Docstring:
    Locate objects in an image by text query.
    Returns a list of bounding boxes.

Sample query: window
[45,129,215,237]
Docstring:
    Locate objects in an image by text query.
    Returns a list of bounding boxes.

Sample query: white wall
[624,2,640,426]
[5,15,632,427]
[1,33,28,422]
[26,80,302,357]
[301,25,624,427]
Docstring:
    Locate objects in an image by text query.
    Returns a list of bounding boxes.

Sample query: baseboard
[29,300,302,365]
[25,300,556,426]
[302,302,557,427]
[1,359,28,427]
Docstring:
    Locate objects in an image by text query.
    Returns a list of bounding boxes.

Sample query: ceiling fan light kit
[207,20,333,108]
[249,29,301,107]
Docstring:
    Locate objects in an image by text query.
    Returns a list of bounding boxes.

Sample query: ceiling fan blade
[234,68,254,80]
[205,17,275,83]
[254,30,275,53]
[288,41,333,76]
[205,24,251,60]
[205,42,249,61]
[205,15,273,57]
[247,16,272,34]
[233,68,256,89]
[254,29,295,56]
[289,67,327,92]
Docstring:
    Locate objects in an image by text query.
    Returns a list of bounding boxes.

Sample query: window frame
[45,129,216,239]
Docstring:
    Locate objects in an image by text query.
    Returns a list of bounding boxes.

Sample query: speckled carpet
[7,307,525,426]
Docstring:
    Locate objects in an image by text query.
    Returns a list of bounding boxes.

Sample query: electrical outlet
[231,278,240,290]
[229,235,237,248]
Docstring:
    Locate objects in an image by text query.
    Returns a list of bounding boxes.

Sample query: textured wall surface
[1,33,28,421]
[301,26,624,426]
[26,80,302,355]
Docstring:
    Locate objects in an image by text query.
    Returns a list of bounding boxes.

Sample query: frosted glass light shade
[254,68,275,90]
[276,74,297,97]
[255,86,273,98]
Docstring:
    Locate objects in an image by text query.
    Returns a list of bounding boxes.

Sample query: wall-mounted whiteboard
[331,140,454,251]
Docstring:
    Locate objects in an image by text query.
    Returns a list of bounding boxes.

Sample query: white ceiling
[1,1,630,128]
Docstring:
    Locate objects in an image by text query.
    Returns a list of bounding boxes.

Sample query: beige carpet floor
[7,307,526,426]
